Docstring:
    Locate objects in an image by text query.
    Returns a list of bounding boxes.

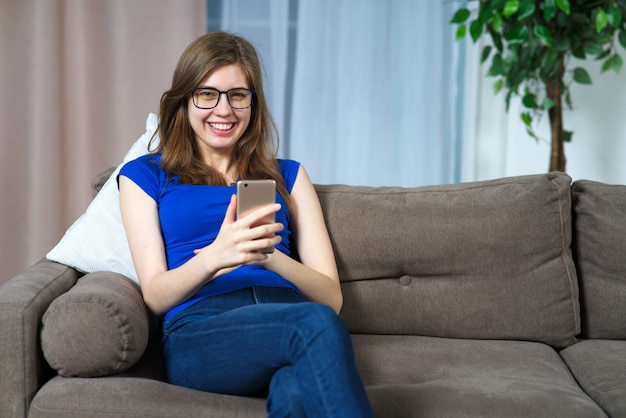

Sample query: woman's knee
[267,366,307,418]
[291,303,347,333]
[284,302,354,356]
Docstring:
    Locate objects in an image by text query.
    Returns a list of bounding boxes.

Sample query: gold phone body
[236,179,276,253]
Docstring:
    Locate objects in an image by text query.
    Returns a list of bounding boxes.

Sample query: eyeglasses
[191,87,255,109]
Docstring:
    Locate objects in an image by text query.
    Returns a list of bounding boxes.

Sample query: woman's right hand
[194,194,284,271]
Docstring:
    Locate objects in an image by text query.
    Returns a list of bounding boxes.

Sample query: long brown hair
[150,32,289,204]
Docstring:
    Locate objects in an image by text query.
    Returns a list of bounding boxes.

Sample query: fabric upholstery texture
[561,339,626,417]
[41,273,150,378]
[29,376,266,418]
[571,180,626,339]
[353,334,605,418]
[317,172,579,347]
[0,259,80,418]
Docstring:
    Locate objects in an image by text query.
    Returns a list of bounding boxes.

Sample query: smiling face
[188,63,252,162]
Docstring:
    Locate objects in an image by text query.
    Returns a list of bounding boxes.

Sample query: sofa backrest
[572,180,626,340]
[315,172,580,348]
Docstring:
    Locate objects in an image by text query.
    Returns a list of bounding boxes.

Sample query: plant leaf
[572,47,586,59]
[544,0,557,21]
[556,0,570,15]
[563,130,573,143]
[489,27,504,52]
[521,112,532,126]
[534,25,554,47]
[477,6,492,26]
[518,0,536,21]
[602,54,624,73]
[470,19,484,42]
[507,25,529,44]
[522,92,538,108]
[573,67,592,84]
[492,13,503,32]
[503,0,520,17]
[596,9,609,32]
[542,97,556,110]
[487,54,505,76]
[601,58,610,72]
[456,24,467,40]
[583,41,604,56]
[526,127,539,141]
[541,50,561,77]
[493,78,504,94]
[565,91,573,110]
[450,8,471,24]
[505,90,513,111]
[481,45,492,63]
[619,31,626,50]
[613,54,623,73]
[607,6,622,28]
[597,48,612,61]
[554,36,571,52]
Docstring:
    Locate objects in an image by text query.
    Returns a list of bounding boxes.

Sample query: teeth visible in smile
[209,122,234,131]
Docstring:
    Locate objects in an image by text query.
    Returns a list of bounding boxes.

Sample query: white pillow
[46,113,159,284]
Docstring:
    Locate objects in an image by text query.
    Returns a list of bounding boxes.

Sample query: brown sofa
[1,170,625,417]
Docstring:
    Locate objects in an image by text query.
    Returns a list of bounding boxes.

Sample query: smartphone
[236,179,276,253]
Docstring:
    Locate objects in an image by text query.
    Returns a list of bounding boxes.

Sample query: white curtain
[211,0,466,187]
[211,0,293,157]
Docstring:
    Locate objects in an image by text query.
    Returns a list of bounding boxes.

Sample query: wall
[0,0,206,284]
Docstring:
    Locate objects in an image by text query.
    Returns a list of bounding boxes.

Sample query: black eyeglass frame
[191,87,256,110]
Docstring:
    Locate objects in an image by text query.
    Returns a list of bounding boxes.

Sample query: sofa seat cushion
[41,272,151,378]
[317,172,579,347]
[352,335,606,418]
[29,376,265,418]
[572,180,626,339]
[560,340,626,417]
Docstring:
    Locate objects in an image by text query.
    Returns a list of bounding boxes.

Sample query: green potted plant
[451,0,626,172]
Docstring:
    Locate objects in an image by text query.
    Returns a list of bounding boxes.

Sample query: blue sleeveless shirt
[119,154,301,321]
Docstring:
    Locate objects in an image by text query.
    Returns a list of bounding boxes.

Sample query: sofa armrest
[0,259,80,418]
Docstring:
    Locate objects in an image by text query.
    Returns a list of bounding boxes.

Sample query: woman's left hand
[194,194,284,268]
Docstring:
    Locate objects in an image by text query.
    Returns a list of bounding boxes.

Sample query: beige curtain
[0,0,207,283]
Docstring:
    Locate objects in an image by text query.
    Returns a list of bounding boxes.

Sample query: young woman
[118,32,373,417]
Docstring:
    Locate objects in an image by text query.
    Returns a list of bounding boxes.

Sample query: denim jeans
[162,286,374,418]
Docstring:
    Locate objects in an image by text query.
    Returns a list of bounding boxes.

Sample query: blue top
[118,154,302,321]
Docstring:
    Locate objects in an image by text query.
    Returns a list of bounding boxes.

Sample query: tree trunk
[546,55,566,172]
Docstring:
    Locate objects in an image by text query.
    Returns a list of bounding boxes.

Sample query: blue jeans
[161,286,374,418]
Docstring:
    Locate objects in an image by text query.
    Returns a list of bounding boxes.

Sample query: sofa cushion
[571,180,626,339]
[30,375,266,418]
[560,340,626,417]
[41,272,151,377]
[353,335,605,418]
[46,113,158,284]
[316,172,579,347]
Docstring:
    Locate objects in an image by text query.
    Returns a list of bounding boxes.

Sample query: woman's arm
[119,175,283,315]
[262,165,343,313]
